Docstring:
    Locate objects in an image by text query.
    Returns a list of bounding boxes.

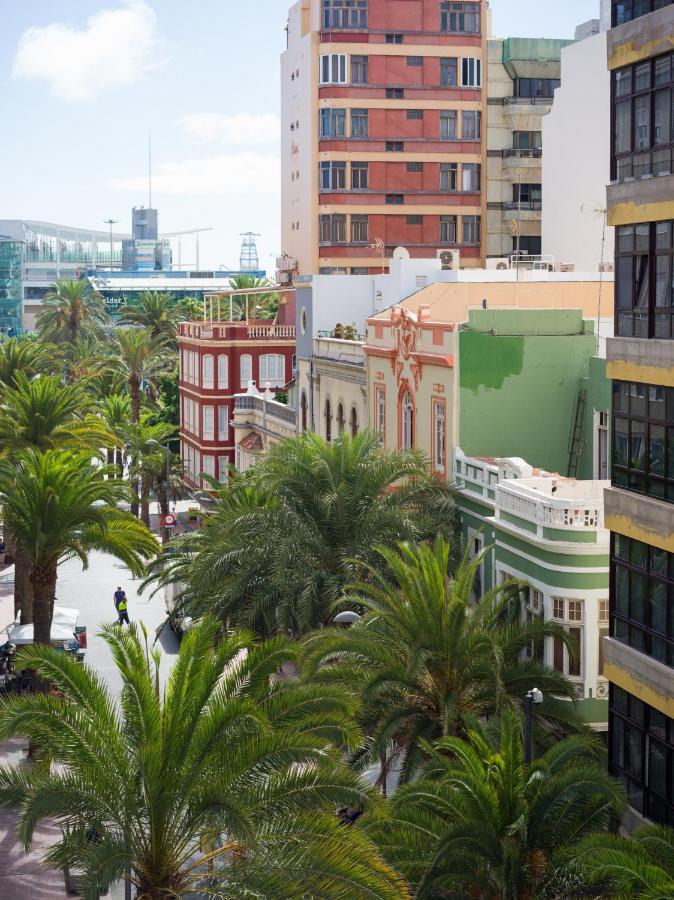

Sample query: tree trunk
[107,448,115,467]
[141,474,151,529]
[130,478,140,519]
[130,379,141,423]
[30,564,57,646]
[15,548,34,624]
[159,478,169,545]
[116,448,124,479]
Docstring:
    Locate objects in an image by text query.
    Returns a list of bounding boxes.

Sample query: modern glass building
[0,238,24,333]
[604,0,674,827]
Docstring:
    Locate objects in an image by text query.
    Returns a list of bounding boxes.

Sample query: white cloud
[12,0,163,103]
[109,152,281,196]
[178,112,281,147]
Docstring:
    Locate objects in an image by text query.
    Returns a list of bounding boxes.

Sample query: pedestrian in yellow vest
[113,586,130,626]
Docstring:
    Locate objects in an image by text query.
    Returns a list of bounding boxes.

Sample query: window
[386,194,404,205]
[406,109,423,120]
[322,0,368,29]
[512,182,542,207]
[568,600,583,622]
[401,390,414,449]
[433,399,446,473]
[240,354,252,386]
[320,108,346,138]
[440,215,457,244]
[600,599,610,622]
[462,162,481,192]
[462,58,482,88]
[351,108,368,138]
[386,88,404,99]
[441,58,458,87]
[218,405,228,441]
[440,111,458,140]
[514,78,560,99]
[462,215,481,244]
[217,354,228,389]
[596,410,609,479]
[218,456,228,484]
[612,381,674,500]
[385,33,403,44]
[320,54,347,84]
[462,110,481,139]
[513,130,542,150]
[351,215,369,243]
[203,406,214,441]
[337,402,346,434]
[613,1,674,26]
[320,214,347,243]
[325,398,333,442]
[300,391,308,432]
[612,53,674,182]
[553,597,565,620]
[406,162,423,172]
[407,56,423,67]
[441,1,481,33]
[351,162,368,189]
[440,163,457,191]
[615,222,674,338]
[351,55,368,84]
[202,455,215,481]
[320,161,346,190]
[386,141,404,152]
[469,533,484,600]
[375,386,386,445]
[406,215,423,225]
[259,354,285,387]
[202,355,214,389]
[349,406,358,437]
[609,684,674,825]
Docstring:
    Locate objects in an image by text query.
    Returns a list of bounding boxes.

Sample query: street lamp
[523,687,543,764]
[333,611,361,626]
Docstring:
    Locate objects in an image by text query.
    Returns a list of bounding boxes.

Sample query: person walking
[113,586,130,626]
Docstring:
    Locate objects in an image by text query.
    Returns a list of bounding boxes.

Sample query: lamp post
[103,218,118,269]
[523,687,543,765]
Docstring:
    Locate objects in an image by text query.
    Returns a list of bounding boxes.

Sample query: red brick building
[178,321,296,487]
[281,0,487,276]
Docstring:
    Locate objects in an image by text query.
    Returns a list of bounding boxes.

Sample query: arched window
[240,354,252,388]
[350,405,358,437]
[325,398,333,442]
[259,354,285,387]
[217,354,228,389]
[300,390,308,432]
[202,355,214,389]
[337,402,345,434]
[401,390,414,450]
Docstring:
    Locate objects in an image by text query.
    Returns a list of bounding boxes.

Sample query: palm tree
[37,279,110,344]
[303,537,583,784]
[118,291,180,343]
[229,274,280,321]
[112,327,172,422]
[124,418,178,527]
[371,711,625,899]
[0,619,408,899]
[0,337,54,388]
[0,374,113,623]
[60,335,116,387]
[0,450,158,645]
[574,824,674,898]
[155,431,455,637]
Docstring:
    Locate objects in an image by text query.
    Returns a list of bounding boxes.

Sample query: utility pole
[103,219,118,269]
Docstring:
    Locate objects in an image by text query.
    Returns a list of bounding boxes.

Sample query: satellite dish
[392,246,410,260]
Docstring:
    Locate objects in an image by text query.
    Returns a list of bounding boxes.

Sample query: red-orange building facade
[281,0,487,275]
[178,322,296,488]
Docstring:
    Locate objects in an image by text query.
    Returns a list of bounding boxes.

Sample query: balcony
[496,480,606,534]
[314,335,365,366]
[179,322,296,341]
[503,201,542,211]
[502,148,542,159]
[234,393,297,426]
[503,96,554,107]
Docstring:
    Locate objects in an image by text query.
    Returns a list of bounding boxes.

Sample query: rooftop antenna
[239,232,261,271]
[148,133,152,209]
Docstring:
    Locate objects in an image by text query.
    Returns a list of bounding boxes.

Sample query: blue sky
[0,0,599,271]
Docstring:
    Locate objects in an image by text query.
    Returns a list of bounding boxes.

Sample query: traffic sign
[163,514,176,528]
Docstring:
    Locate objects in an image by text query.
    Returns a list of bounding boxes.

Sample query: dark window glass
[351,108,368,138]
[615,220,674,338]
[322,0,368,29]
[441,58,458,87]
[441,1,481,33]
[351,55,368,84]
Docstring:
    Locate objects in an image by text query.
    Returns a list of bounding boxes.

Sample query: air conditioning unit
[486,258,510,270]
[437,249,460,270]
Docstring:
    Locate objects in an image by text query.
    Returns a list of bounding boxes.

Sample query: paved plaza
[0,545,180,898]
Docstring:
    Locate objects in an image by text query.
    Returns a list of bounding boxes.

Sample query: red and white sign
[163,514,176,528]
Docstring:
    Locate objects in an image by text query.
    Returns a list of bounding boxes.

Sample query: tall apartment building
[603,0,674,827]
[281,0,487,277]
[486,37,571,260]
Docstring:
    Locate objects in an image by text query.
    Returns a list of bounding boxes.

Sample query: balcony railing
[234,394,297,426]
[503,96,554,106]
[503,201,542,211]
[496,484,604,530]
[503,148,543,159]
[179,322,295,341]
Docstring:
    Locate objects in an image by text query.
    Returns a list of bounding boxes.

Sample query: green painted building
[455,450,610,729]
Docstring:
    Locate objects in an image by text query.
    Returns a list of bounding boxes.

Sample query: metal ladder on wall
[567,389,587,478]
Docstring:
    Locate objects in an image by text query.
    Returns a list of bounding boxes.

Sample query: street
[0,547,180,898]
